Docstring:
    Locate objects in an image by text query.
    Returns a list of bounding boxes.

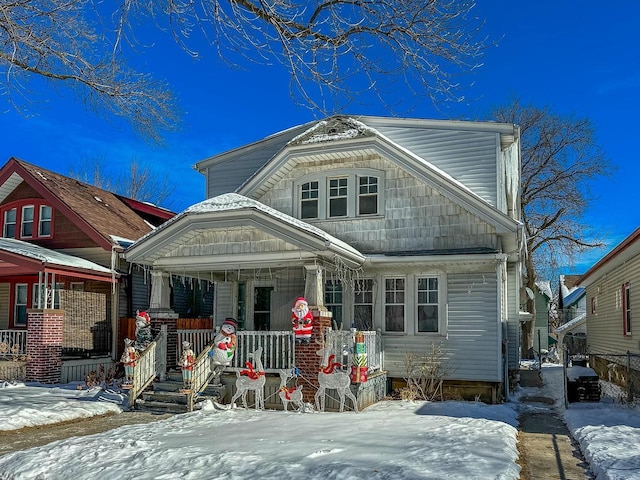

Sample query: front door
[254,286,273,331]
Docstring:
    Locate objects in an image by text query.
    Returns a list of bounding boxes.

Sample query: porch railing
[129,325,167,408]
[0,330,27,357]
[186,341,217,412]
[229,331,296,373]
[324,329,383,372]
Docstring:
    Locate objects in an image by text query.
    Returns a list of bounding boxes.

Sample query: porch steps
[133,370,226,414]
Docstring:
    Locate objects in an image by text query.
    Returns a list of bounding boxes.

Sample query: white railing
[0,330,27,358]
[176,329,215,359]
[186,342,217,412]
[61,357,115,383]
[229,331,295,373]
[324,330,383,372]
[129,325,167,407]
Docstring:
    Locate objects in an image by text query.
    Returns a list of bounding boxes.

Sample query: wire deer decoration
[315,329,358,413]
[278,369,305,412]
[231,347,266,410]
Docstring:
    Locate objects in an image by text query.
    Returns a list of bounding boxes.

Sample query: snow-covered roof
[563,287,585,307]
[535,280,553,299]
[555,312,586,335]
[0,238,114,275]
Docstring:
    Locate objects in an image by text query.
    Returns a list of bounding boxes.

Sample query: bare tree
[69,156,175,209]
[492,99,614,358]
[2,1,487,140]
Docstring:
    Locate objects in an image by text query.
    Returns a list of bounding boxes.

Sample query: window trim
[324,279,343,328]
[13,283,29,327]
[1,200,54,240]
[38,205,53,237]
[383,276,406,334]
[416,275,443,335]
[623,282,631,336]
[294,168,384,220]
[353,278,375,331]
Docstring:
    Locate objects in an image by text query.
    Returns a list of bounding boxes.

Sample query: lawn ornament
[291,297,313,344]
[315,331,358,413]
[179,340,196,393]
[278,369,304,412]
[350,331,368,383]
[231,347,266,410]
[120,338,138,388]
[210,317,237,368]
[134,310,152,350]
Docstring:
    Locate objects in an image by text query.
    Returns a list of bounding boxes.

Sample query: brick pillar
[150,311,178,371]
[296,309,332,404]
[26,309,64,384]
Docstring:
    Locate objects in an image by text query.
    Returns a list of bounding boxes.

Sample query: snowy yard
[0,365,638,480]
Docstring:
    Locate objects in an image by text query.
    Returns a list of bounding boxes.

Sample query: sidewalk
[517,369,591,480]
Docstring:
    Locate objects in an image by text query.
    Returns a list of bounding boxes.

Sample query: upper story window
[3,208,16,238]
[295,169,383,221]
[21,205,34,238]
[1,200,54,240]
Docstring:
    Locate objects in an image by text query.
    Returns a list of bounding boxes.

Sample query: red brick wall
[26,309,64,384]
[296,312,332,403]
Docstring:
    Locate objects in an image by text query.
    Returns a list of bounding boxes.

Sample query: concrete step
[135,399,190,414]
[142,391,189,405]
[153,380,186,392]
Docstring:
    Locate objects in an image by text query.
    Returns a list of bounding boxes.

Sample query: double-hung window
[324,280,343,327]
[385,278,405,332]
[3,208,16,238]
[21,205,34,238]
[417,277,440,333]
[39,205,52,237]
[14,284,28,327]
[296,169,383,220]
[354,279,374,330]
[623,282,631,335]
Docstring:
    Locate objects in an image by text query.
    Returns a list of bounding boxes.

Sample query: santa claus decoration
[120,338,138,388]
[210,317,237,367]
[179,340,196,393]
[291,297,313,344]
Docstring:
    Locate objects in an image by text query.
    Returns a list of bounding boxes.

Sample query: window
[354,279,374,330]
[3,208,16,238]
[324,280,343,328]
[21,205,34,238]
[39,205,52,237]
[295,169,383,220]
[328,177,348,217]
[0,201,54,239]
[623,282,631,336]
[300,181,319,219]
[385,278,405,332]
[591,296,597,315]
[358,176,378,215]
[417,277,440,333]
[14,284,28,327]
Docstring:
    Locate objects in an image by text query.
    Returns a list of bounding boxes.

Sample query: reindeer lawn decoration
[231,347,266,410]
[315,330,358,413]
[278,369,304,412]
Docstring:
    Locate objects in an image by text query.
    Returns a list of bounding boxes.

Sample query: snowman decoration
[134,310,153,350]
[291,297,313,344]
[211,318,238,367]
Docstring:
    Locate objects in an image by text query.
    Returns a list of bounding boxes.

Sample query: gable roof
[579,226,640,286]
[236,116,520,236]
[0,158,175,251]
[124,193,365,271]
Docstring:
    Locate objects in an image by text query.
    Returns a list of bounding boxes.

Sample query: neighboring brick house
[0,158,175,382]
[125,115,524,402]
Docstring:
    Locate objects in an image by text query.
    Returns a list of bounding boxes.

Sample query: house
[0,158,175,383]
[577,227,640,393]
[124,115,523,402]
[532,281,553,354]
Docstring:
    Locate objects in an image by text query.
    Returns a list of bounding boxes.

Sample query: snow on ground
[0,365,639,480]
[0,382,122,431]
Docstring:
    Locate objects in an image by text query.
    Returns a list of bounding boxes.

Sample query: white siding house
[124,116,523,401]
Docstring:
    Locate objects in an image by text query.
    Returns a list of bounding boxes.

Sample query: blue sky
[1,1,638,273]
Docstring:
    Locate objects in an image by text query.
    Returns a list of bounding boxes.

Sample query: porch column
[303,265,325,309]
[26,309,64,384]
[295,309,332,404]
[149,271,172,312]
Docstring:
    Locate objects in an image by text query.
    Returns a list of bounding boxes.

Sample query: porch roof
[0,238,116,282]
[124,193,366,272]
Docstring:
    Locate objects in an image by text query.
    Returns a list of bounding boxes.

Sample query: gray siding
[131,268,150,313]
[506,263,520,369]
[383,272,500,382]
[214,282,234,326]
[586,253,640,355]
[370,125,499,206]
